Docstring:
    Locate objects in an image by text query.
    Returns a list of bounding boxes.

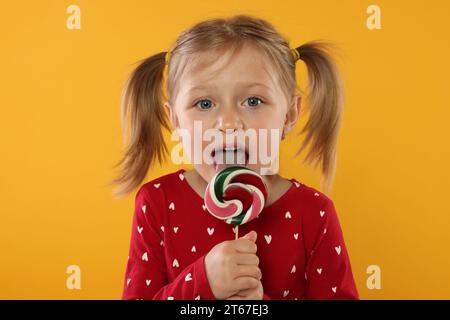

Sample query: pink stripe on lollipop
[204,182,238,219]
[241,188,264,224]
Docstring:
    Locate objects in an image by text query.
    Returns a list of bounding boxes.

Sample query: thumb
[241,230,257,242]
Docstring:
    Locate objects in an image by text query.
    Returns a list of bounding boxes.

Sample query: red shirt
[122,168,359,300]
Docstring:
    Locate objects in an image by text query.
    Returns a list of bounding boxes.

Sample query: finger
[226,295,245,300]
[233,239,257,254]
[240,230,257,242]
[232,276,259,292]
[235,286,257,297]
[234,265,262,280]
[234,253,259,266]
[231,291,257,300]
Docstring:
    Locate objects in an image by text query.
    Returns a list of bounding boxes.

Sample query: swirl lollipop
[204,166,268,239]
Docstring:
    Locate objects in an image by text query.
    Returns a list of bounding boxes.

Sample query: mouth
[211,146,249,171]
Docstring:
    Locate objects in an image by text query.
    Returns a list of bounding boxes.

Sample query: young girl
[112,15,359,300]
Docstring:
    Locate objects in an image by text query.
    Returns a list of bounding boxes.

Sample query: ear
[163,101,179,130]
[282,95,301,139]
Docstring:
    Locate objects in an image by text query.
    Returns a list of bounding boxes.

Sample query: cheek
[177,122,211,164]
[250,116,283,164]
[246,106,285,126]
[251,114,285,134]
[174,115,195,161]
[179,110,216,134]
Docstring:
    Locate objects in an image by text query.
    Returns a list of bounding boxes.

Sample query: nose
[215,106,244,133]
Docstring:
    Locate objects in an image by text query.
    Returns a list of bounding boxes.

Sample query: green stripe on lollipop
[205,165,268,239]
[214,166,243,202]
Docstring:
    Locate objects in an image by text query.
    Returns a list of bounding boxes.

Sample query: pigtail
[110,52,171,198]
[295,41,344,195]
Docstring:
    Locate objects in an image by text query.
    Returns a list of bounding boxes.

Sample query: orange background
[1,0,449,299]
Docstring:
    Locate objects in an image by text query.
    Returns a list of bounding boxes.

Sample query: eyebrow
[187,82,272,93]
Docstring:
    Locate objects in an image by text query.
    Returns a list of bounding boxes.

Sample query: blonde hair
[109,14,344,198]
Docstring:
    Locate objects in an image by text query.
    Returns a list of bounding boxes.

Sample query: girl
[112,15,359,300]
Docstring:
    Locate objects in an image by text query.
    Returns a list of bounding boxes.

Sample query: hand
[225,278,264,300]
[205,230,261,300]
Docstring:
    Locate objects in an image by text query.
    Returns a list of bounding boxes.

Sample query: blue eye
[194,99,213,110]
[245,96,264,107]
[194,96,264,110]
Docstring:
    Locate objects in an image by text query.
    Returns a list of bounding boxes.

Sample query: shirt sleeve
[121,185,217,300]
[303,197,359,300]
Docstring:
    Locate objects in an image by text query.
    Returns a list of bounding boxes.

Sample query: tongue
[213,149,247,172]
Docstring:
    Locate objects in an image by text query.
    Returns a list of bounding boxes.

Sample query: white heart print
[335,245,341,255]
[264,235,272,244]
[142,252,148,261]
[207,227,214,236]
[172,259,179,268]
[185,273,192,282]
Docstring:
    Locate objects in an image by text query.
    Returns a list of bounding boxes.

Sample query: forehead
[177,44,278,96]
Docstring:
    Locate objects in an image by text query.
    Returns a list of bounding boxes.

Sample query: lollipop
[204,166,268,239]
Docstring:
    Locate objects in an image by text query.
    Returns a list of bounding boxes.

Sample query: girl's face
[164,44,300,183]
